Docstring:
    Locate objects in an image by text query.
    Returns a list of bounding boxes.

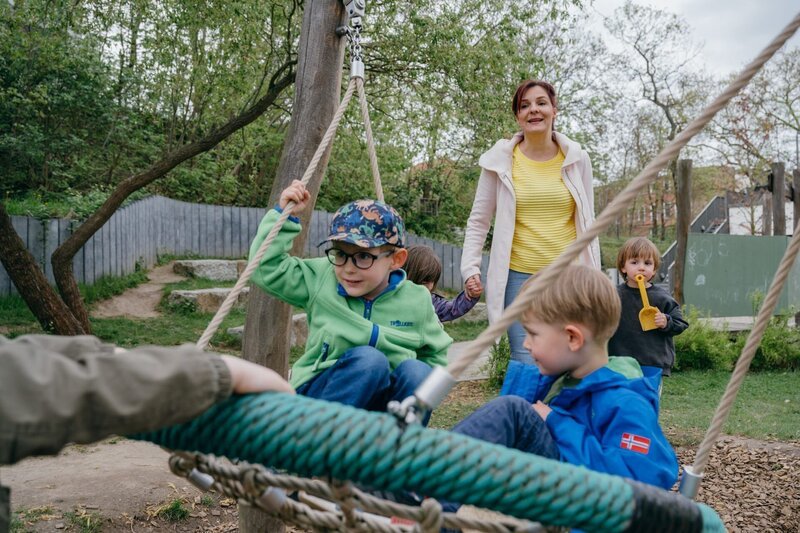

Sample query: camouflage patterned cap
[320,199,406,248]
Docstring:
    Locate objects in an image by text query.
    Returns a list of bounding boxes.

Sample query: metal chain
[347,21,363,64]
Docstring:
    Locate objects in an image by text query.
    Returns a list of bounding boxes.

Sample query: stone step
[167,287,250,313]
[172,259,247,281]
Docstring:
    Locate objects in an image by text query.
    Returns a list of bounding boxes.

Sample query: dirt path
[91,263,185,319]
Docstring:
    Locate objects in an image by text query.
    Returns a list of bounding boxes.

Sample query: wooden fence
[0,196,486,296]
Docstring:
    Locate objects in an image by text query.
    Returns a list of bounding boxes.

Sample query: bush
[483,335,511,390]
[674,306,800,372]
[674,307,738,371]
[739,314,800,371]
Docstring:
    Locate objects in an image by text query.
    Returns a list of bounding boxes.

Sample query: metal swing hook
[335,0,366,79]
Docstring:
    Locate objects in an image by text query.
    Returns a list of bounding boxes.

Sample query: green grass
[81,269,149,305]
[90,309,247,351]
[661,370,800,446]
[157,499,189,521]
[443,319,487,342]
[0,295,36,328]
[63,509,103,533]
[10,506,56,532]
[431,370,800,444]
[429,383,497,429]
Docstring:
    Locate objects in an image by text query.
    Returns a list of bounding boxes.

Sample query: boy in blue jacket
[452,265,678,490]
[249,180,452,424]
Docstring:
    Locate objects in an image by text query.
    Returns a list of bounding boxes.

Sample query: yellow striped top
[509,144,576,273]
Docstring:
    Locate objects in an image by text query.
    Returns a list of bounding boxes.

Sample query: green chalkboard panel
[683,234,800,317]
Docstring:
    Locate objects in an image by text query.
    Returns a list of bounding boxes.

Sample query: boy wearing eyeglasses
[249,180,453,424]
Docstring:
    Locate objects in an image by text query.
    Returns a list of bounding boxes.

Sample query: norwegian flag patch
[620,432,651,454]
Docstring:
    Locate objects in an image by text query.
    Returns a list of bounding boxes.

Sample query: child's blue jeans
[296,346,434,425]
[441,396,561,513]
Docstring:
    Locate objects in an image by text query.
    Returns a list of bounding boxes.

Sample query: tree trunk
[45,63,295,335]
[239,1,346,531]
[772,162,786,235]
[674,159,692,304]
[0,203,85,334]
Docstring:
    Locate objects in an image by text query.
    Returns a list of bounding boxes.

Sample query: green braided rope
[132,393,725,532]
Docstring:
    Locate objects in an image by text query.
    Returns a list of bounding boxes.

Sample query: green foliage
[158,499,189,521]
[386,162,478,244]
[4,189,150,220]
[484,336,511,390]
[673,307,738,371]
[199,495,215,507]
[0,7,120,196]
[745,314,800,371]
[674,306,800,372]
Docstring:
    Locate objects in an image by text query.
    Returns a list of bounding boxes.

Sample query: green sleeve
[248,209,326,308]
[416,303,453,368]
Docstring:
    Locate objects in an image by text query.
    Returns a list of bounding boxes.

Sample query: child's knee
[490,395,531,413]
[478,396,534,422]
[340,346,390,380]
[393,358,432,382]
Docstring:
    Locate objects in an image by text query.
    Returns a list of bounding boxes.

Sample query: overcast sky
[590,0,800,77]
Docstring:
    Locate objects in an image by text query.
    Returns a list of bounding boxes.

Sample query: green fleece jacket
[249,209,453,388]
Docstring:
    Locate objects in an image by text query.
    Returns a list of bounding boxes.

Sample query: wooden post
[773,162,786,235]
[763,192,773,236]
[673,159,692,304]
[240,1,346,531]
[794,168,800,329]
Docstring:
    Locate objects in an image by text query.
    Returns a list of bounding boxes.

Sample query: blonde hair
[520,265,621,343]
[616,237,661,277]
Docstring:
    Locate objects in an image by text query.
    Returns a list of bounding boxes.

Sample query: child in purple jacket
[405,245,481,322]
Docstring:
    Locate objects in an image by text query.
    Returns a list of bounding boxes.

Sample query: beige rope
[196,78,358,349]
[196,76,388,349]
[356,77,384,202]
[446,10,800,379]
[169,452,548,532]
[692,218,800,473]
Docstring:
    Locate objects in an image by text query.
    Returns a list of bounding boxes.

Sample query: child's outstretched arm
[249,180,324,308]
[432,291,478,323]
[0,335,293,466]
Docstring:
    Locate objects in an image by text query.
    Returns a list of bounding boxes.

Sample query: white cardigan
[460,131,601,324]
